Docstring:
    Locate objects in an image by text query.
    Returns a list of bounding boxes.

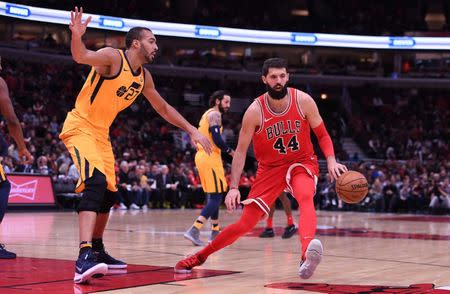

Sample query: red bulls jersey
[253,88,316,166]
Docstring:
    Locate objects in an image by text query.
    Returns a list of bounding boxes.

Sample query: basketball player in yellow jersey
[60,7,212,284]
[184,91,233,246]
[0,56,32,259]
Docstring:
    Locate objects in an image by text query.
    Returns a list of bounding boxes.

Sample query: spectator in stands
[154,165,175,209]
[409,177,427,213]
[54,163,76,194]
[428,174,449,214]
[117,161,132,210]
[36,155,52,175]
[389,176,410,212]
[130,165,150,210]
[382,175,399,213]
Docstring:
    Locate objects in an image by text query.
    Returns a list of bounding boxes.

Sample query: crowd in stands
[350,88,448,162]
[0,54,448,214]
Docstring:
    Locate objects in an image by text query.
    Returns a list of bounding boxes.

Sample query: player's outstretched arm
[0,78,32,163]
[300,91,347,181]
[69,7,114,66]
[142,69,212,154]
[225,102,260,211]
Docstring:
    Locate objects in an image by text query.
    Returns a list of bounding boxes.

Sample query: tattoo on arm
[208,111,222,126]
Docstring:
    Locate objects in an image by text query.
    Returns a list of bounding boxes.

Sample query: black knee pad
[98,190,119,213]
[77,169,107,213]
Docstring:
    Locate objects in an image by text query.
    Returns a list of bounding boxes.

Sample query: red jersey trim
[254,98,264,134]
[294,89,306,119]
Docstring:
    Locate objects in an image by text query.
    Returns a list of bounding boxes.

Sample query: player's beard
[141,46,154,63]
[266,84,287,100]
[218,102,229,114]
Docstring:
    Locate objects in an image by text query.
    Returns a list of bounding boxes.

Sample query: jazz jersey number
[273,135,299,154]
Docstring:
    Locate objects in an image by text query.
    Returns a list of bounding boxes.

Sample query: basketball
[336,171,368,204]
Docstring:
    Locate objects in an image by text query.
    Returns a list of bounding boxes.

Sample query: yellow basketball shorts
[195,152,228,194]
[60,129,117,193]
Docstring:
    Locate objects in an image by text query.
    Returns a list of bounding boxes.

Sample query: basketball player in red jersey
[175,58,347,279]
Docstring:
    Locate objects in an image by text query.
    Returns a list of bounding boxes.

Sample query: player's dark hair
[262,58,288,76]
[125,27,152,49]
[208,90,230,107]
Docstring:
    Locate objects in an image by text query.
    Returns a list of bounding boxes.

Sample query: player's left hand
[190,129,212,155]
[225,188,241,212]
[327,161,348,182]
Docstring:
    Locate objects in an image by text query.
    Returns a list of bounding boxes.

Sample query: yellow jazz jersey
[0,164,6,183]
[195,108,227,193]
[197,108,222,156]
[61,49,145,139]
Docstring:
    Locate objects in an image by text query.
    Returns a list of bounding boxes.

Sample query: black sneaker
[0,244,16,259]
[95,249,127,269]
[259,228,275,238]
[74,249,108,284]
[281,225,298,239]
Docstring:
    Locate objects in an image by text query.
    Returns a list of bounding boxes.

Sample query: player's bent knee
[77,169,107,213]
[98,190,119,213]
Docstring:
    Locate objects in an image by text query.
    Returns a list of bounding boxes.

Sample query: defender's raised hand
[69,7,92,38]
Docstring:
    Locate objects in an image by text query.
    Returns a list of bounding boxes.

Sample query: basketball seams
[338,188,368,192]
[340,177,367,186]
[336,171,351,186]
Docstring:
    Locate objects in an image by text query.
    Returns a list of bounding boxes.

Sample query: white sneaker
[299,239,323,279]
[130,203,140,210]
[119,203,128,210]
[142,204,148,211]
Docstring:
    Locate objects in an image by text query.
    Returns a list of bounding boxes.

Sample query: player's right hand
[225,188,241,212]
[190,129,212,155]
[18,148,32,164]
[69,7,92,38]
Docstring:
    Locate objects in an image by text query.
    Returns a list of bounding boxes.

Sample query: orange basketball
[336,171,368,204]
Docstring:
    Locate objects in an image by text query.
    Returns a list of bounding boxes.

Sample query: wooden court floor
[1,209,449,293]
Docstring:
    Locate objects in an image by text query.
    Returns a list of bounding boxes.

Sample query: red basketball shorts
[241,159,319,215]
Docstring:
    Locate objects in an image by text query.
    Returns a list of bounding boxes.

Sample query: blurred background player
[61,7,211,284]
[0,56,32,259]
[184,90,233,246]
[259,192,297,239]
[175,58,347,279]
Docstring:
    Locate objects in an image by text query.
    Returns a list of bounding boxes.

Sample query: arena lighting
[291,9,309,16]
[195,26,221,38]
[99,17,124,29]
[2,1,450,50]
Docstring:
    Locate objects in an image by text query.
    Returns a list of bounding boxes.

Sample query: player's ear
[132,39,140,48]
[286,72,290,82]
[261,75,267,84]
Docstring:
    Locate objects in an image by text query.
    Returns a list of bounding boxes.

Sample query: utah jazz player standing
[0,56,32,259]
[184,91,233,246]
[61,7,211,284]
